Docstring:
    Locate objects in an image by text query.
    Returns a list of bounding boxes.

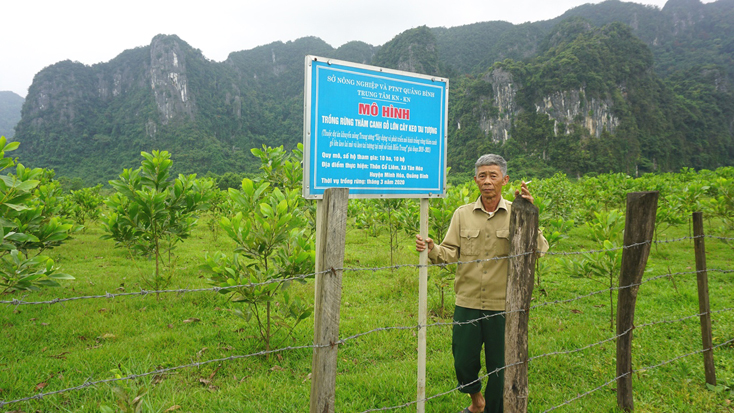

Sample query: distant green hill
[0,91,24,139]
[13,0,734,184]
[447,20,734,177]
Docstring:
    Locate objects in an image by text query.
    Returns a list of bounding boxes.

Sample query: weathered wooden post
[504,196,539,413]
[616,191,658,412]
[310,188,349,413]
[692,211,717,386]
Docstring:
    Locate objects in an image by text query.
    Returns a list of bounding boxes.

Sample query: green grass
[1,214,733,412]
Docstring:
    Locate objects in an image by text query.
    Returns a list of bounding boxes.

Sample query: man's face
[474,164,509,200]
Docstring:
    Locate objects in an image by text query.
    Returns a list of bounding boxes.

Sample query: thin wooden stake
[504,196,539,413]
[693,211,717,386]
[616,191,658,412]
[310,188,349,413]
[417,198,429,413]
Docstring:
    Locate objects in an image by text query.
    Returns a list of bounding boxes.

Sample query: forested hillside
[12,0,734,184]
[448,19,734,177]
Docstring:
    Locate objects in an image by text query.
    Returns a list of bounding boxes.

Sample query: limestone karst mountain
[12,0,734,183]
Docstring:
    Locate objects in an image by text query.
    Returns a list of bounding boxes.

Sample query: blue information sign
[303,56,448,199]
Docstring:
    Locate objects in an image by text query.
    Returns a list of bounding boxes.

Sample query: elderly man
[416,154,548,413]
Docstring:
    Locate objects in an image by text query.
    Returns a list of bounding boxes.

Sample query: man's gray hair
[475,154,507,177]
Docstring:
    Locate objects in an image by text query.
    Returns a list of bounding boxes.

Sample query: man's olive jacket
[428,196,549,311]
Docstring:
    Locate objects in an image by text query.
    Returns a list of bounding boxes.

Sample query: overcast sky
[1,0,706,97]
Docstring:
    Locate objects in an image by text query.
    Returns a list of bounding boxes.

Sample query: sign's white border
[303,55,448,199]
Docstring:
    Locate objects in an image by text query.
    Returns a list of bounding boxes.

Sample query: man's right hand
[415,234,434,254]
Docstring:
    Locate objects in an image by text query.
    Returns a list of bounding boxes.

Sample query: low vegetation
[1,145,733,412]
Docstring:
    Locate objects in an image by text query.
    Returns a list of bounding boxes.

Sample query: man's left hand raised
[514,181,534,204]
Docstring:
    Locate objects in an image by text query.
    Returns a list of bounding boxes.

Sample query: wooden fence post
[310,188,349,413]
[504,196,539,413]
[616,191,658,412]
[692,211,717,386]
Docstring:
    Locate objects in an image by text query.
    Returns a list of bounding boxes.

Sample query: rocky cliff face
[23,35,199,139]
[478,68,618,142]
[536,89,618,138]
[21,59,106,143]
[149,36,195,124]
[396,42,438,74]
[481,68,517,142]
[372,26,441,76]
[93,48,148,101]
[662,0,705,35]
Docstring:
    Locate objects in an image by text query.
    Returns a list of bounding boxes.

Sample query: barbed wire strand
[355,305,734,412]
[706,235,734,242]
[0,235,730,408]
[342,237,691,275]
[0,342,323,409]
[0,270,329,306]
[530,270,695,310]
[3,236,719,307]
[636,337,734,374]
[358,306,734,413]
[0,250,559,306]
[0,308,519,408]
[529,328,632,362]
[543,339,734,413]
[336,309,524,345]
[340,305,734,354]
[541,336,734,413]
[0,308,518,409]
[2,255,730,407]
[531,268,733,310]
[530,307,734,362]
[358,362,525,413]
[1,300,731,410]
[540,372,629,413]
[540,316,734,412]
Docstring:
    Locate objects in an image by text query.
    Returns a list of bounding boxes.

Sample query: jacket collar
[473,196,510,214]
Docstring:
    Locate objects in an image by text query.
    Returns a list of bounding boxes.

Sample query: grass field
[1,211,733,412]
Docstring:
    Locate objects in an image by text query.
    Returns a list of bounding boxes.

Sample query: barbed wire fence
[5,235,731,307]
[1,235,733,411]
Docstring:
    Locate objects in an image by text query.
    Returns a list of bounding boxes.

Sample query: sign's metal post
[417,198,429,413]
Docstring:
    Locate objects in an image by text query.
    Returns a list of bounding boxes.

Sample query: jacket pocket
[495,229,510,256]
[496,229,510,239]
[460,229,480,256]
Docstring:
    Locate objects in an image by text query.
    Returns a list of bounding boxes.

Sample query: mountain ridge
[11,0,734,183]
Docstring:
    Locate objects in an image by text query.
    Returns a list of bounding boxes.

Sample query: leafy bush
[202,145,314,352]
[0,137,76,293]
[101,150,214,295]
